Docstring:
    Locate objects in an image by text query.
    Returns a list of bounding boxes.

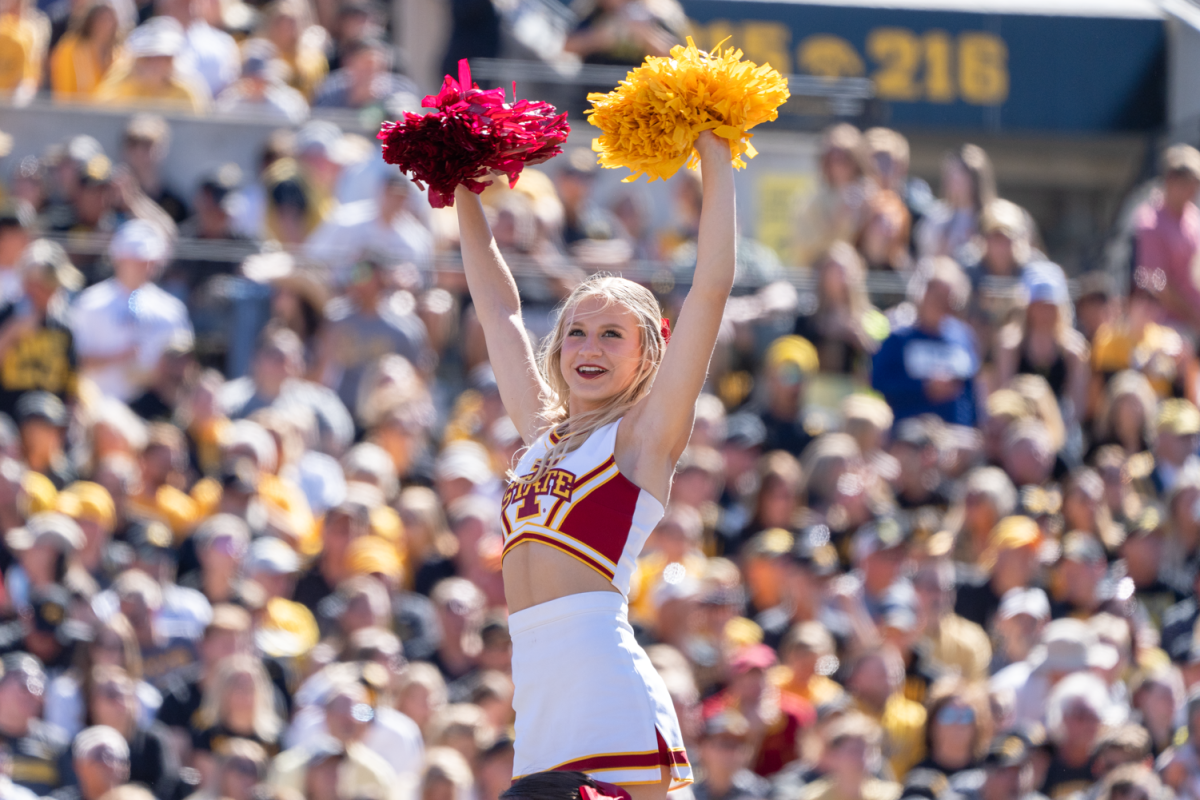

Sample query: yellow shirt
[1092,320,1183,397]
[0,12,45,91]
[94,67,208,113]
[856,695,927,781]
[50,33,121,97]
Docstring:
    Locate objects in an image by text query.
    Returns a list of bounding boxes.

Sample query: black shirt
[0,298,76,420]
[129,723,179,800]
[954,574,1002,629]
[0,721,72,796]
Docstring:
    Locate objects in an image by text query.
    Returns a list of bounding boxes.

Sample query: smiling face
[557,295,645,416]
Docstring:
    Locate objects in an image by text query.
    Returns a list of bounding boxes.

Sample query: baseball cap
[744,528,793,560]
[6,512,84,552]
[764,335,819,375]
[345,536,402,580]
[15,392,66,428]
[997,587,1051,622]
[57,482,115,530]
[1163,144,1200,181]
[20,239,83,291]
[126,519,175,563]
[125,17,185,58]
[1061,531,1106,565]
[703,710,750,740]
[983,733,1030,768]
[109,219,169,263]
[246,537,300,576]
[980,515,1040,570]
[724,413,766,449]
[1022,261,1069,306]
[1158,399,1200,437]
[729,644,777,675]
[295,121,353,165]
[851,516,908,562]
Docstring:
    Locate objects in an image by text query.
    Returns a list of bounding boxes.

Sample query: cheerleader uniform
[501,418,692,789]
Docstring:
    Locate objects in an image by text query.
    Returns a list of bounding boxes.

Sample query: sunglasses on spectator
[936,705,975,726]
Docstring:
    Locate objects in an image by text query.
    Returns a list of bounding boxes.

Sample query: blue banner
[682,2,1166,133]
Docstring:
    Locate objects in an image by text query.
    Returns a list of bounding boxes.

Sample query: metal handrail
[468,57,875,116]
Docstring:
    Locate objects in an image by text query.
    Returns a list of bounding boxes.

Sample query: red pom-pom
[377,60,570,208]
[660,317,671,345]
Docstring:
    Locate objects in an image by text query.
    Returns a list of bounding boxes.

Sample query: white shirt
[305,200,434,281]
[216,82,310,124]
[287,702,424,800]
[70,279,192,402]
[180,21,241,97]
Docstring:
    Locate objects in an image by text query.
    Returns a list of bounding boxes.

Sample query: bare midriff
[503,540,622,613]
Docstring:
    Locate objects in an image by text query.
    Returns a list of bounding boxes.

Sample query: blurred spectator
[85,665,176,799]
[864,127,934,254]
[916,143,996,261]
[793,124,876,269]
[563,0,685,66]
[995,261,1091,422]
[155,0,238,98]
[252,0,327,100]
[305,173,433,283]
[215,40,308,123]
[316,258,434,414]
[0,652,70,796]
[120,114,188,224]
[693,711,768,800]
[0,0,47,103]
[800,712,900,800]
[313,37,418,111]
[49,0,122,98]
[94,17,210,113]
[1133,144,1200,334]
[0,240,81,419]
[71,219,192,403]
[56,724,129,800]
[872,258,978,426]
[793,243,887,380]
[0,202,33,300]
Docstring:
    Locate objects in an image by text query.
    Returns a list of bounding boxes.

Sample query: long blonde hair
[196,654,281,742]
[516,274,667,485]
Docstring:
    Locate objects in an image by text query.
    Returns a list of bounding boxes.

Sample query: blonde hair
[196,654,281,742]
[518,274,667,485]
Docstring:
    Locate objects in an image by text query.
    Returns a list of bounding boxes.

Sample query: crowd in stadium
[0,1,1199,799]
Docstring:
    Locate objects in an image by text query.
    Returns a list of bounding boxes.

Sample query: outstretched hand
[694,130,731,162]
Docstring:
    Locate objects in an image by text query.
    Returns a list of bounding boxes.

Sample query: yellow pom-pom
[586,37,790,182]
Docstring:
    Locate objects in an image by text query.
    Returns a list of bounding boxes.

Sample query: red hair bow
[660,317,671,345]
[581,783,633,800]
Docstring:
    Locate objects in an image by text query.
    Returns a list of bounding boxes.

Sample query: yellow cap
[58,482,116,530]
[346,535,403,579]
[765,335,819,375]
[258,597,319,658]
[1158,399,1200,437]
[21,472,57,515]
[980,515,1041,571]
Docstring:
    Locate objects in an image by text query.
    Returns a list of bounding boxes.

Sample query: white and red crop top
[500,418,664,597]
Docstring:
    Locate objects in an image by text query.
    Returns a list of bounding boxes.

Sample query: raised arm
[631,132,736,463]
[454,186,550,443]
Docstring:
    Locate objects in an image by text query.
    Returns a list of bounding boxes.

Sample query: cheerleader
[454,130,735,799]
